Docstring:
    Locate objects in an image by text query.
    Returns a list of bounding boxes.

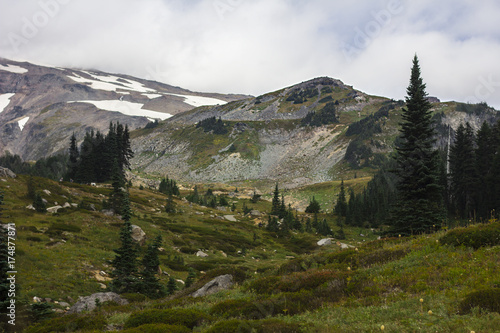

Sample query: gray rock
[224,215,237,222]
[101,209,114,216]
[47,205,63,213]
[66,292,128,314]
[317,238,333,246]
[63,202,71,208]
[0,167,16,178]
[250,210,261,217]
[26,204,35,210]
[191,274,233,298]
[58,302,70,307]
[131,225,146,245]
[42,189,51,196]
[196,250,209,257]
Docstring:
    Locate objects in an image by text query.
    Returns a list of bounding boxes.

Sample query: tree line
[67,122,133,183]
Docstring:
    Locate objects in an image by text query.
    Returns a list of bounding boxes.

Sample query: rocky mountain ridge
[0,58,248,160]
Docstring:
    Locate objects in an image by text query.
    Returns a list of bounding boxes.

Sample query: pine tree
[110,159,127,215]
[271,184,281,216]
[335,180,347,217]
[449,123,478,219]
[184,268,196,289]
[475,121,496,218]
[67,133,79,181]
[266,215,279,233]
[140,235,165,299]
[390,55,445,235]
[305,196,321,214]
[33,192,47,213]
[110,219,139,294]
[166,277,178,295]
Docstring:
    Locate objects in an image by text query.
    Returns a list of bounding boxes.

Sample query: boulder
[196,250,209,257]
[63,202,72,208]
[47,205,63,213]
[131,225,146,245]
[191,274,233,298]
[250,210,261,217]
[26,204,35,210]
[224,215,237,222]
[0,167,16,178]
[66,292,128,314]
[42,189,51,196]
[317,238,333,246]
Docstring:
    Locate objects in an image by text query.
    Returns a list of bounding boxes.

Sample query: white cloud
[0,0,499,108]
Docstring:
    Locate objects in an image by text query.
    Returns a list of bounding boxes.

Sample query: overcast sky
[1,0,500,108]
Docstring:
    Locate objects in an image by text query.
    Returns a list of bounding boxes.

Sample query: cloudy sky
[1,0,500,108]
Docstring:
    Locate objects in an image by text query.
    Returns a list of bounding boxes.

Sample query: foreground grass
[1,175,499,332]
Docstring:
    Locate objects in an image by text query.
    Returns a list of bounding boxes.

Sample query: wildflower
[347,267,351,271]
[420,298,424,303]
[428,310,432,315]
[381,325,385,331]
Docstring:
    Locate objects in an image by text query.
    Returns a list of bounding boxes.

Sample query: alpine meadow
[1,3,500,330]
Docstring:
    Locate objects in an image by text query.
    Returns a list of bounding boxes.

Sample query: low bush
[210,299,265,319]
[246,269,348,294]
[458,288,500,315]
[45,222,81,236]
[204,318,306,333]
[124,308,211,329]
[122,323,190,333]
[439,222,500,249]
[25,313,106,333]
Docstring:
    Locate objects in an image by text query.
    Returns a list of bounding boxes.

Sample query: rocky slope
[0,58,248,160]
[130,77,499,189]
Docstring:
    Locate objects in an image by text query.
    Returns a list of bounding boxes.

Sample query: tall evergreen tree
[67,133,79,181]
[271,184,281,216]
[140,235,165,299]
[110,219,139,293]
[185,268,196,289]
[335,180,348,217]
[110,159,127,215]
[305,196,321,214]
[449,123,478,219]
[166,277,178,295]
[390,55,445,235]
[475,121,495,218]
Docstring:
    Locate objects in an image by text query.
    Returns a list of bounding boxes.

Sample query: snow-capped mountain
[0,58,248,160]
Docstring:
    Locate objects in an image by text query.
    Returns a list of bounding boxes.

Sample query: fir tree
[110,219,139,294]
[475,121,496,218]
[33,192,47,213]
[140,235,165,299]
[185,268,196,289]
[271,184,281,216]
[305,196,321,214]
[449,123,478,219]
[335,180,348,217]
[67,133,79,181]
[390,55,445,235]
[266,215,279,233]
[166,276,178,295]
[110,159,127,215]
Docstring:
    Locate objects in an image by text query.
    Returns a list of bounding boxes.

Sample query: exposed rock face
[66,292,128,314]
[191,274,233,298]
[196,250,209,257]
[131,225,146,245]
[0,167,16,178]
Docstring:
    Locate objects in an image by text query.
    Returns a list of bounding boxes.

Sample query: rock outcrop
[66,292,128,314]
[191,274,233,298]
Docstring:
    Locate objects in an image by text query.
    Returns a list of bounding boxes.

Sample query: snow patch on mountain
[18,117,29,130]
[0,93,15,113]
[70,100,172,120]
[67,72,156,94]
[0,64,28,74]
[165,93,226,107]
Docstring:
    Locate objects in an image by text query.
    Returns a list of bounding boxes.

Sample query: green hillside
[1,174,499,332]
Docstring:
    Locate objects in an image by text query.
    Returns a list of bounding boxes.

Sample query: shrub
[124,308,211,329]
[25,313,106,333]
[439,222,500,249]
[205,318,305,333]
[122,323,190,333]
[26,236,42,242]
[121,293,149,303]
[45,223,81,236]
[458,288,500,315]
[210,299,265,319]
